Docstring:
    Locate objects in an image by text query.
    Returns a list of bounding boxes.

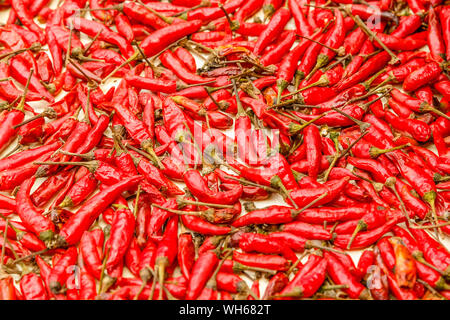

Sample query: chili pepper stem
[83,30,102,55]
[423,191,441,238]
[410,221,450,229]
[346,220,368,249]
[17,68,34,112]
[102,51,141,83]
[292,192,329,218]
[175,0,210,17]
[9,248,49,265]
[177,199,234,209]
[98,250,109,295]
[12,108,57,129]
[223,175,278,193]
[342,5,399,64]
[385,177,412,226]
[142,141,164,170]
[305,54,330,82]
[282,75,330,100]
[137,0,173,24]
[369,143,410,158]
[218,3,238,32]
[270,175,298,209]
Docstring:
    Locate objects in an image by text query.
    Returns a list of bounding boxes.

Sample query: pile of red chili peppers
[0,0,449,301]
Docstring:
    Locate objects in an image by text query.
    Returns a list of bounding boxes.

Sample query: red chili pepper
[106,207,135,270]
[403,61,442,92]
[20,273,48,300]
[334,217,401,250]
[233,250,290,271]
[48,246,78,294]
[277,254,326,299]
[17,177,55,241]
[253,7,291,56]
[57,176,142,246]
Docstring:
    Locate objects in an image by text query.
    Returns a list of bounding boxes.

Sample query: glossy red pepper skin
[106,207,135,270]
[277,254,326,299]
[20,273,48,300]
[48,246,78,294]
[403,62,442,92]
[325,251,370,299]
[141,20,202,58]
[58,176,142,246]
[186,250,219,300]
[17,177,55,241]
[253,7,291,56]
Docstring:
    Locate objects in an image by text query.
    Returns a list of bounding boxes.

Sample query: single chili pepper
[334,217,401,250]
[253,7,291,56]
[408,228,450,276]
[216,272,255,296]
[48,246,78,294]
[186,249,219,300]
[262,272,289,299]
[280,220,332,240]
[276,254,326,299]
[377,236,396,271]
[20,273,48,300]
[140,20,202,58]
[235,0,263,22]
[0,142,60,172]
[160,50,215,85]
[336,51,390,92]
[304,124,322,180]
[125,238,142,278]
[177,232,195,280]
[183,169,242,205]
[16,177,55,242]
[288,177,349,208]
[390,14,421,38]
[173,47,197,74]
[389,237,417,289]
[79,268,97,300]
[357,249,375,279]
[106,207,135,270]
[57,176,142,246]
[427,6,445,63]
[324,251,371,299]
[80,230,103,280]
[11,0,45,43]
[233,251,290,271]
[239,233,298,262]
[403,61,442,92]
[385,112,431,142]
[154,216,178,299]
[0,277,17,300]
[58,171,97,208]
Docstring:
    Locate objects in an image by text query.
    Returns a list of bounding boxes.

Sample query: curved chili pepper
[48,246,78,294]
[17,177,55,241]
[57,176,142,246]
[253,7,291,56]
[403,61,442,92]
